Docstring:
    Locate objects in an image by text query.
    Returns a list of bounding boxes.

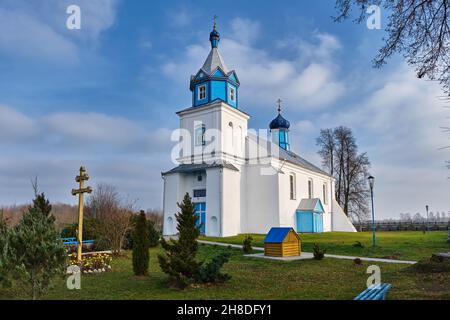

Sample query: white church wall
[163,173,181,236]
[205,168,221,237]
[221,167,242,237]
[276,161,334,232]
[177,102,249,164]
[220,105,248,160]
[331,199,357,232]
[244,165,280,234]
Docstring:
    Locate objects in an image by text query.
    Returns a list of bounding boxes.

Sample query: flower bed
[68,252,112,274]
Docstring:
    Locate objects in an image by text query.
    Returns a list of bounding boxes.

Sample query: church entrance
[194,202,206,234]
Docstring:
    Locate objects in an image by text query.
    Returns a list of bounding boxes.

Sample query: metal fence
[356,221,450,232]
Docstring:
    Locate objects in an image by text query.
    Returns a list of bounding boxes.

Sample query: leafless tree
[86,183,134,256]
[316,127,371,224]
[334,0,450,94]
[146,208,163,232]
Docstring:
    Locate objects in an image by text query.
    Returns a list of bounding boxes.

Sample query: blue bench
[354,283,392,300]
[63,240,95,246]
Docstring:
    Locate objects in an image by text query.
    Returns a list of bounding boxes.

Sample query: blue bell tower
[189,18,240,108]
[269,99,291,151]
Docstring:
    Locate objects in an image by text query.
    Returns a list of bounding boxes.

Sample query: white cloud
[230,17,260,45]
[0,0,119,61]
[162,18,344,111]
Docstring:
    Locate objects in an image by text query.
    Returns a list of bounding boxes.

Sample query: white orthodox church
[162,23,356,237]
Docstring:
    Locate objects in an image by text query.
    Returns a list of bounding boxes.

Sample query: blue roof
[264,227,295,243]
[269,113,290,130]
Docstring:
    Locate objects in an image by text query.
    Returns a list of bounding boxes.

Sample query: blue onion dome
[270,113,290,130]
[269,100,290,129]
[210,16,220,48]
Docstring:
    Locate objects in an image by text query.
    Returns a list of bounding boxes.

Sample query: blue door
[296,211,314,233]
[297,211,323,233]
[313,213,324,233]
[194,202,206,234]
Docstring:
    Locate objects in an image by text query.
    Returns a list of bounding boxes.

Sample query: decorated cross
[277,98,283,113]
[71,166,93,262]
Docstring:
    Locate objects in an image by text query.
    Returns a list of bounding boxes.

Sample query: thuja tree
[0,212,12,288]
[9,193,67,300]
[132,210,150,276]
[158,193,202,288]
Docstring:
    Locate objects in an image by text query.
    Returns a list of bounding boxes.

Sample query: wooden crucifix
[71,166,93,262]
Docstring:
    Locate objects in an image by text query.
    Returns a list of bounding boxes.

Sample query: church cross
[71,166,93,262]
[213,15,218,30]
[277,98,283,113]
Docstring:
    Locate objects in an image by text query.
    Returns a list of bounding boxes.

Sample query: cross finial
[213,15,218,30]
[277,98,283,113]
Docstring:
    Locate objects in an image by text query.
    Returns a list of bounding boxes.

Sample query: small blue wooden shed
[264,227,301,257]
[296,198,325,233]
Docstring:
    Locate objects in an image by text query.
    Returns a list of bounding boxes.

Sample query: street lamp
[425,205,429,232]
[368,175,376,247]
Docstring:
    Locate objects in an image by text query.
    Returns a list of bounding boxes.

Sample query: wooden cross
[71,166,93,262]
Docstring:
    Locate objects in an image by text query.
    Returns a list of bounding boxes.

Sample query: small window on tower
[229,87,235,102]
[198,85,206,100]
[195,125,206,146]
[197,175,203,182]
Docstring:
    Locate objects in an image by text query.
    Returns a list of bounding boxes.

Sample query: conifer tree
[148,220,160,248]
[132,210,150,276]
[9,193,66,299]
[0,212,11,288]
[158,193,202,288]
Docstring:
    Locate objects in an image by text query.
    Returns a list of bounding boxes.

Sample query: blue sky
[0,0,449,219]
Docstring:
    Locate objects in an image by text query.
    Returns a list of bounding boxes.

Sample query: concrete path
[198,240,417,265]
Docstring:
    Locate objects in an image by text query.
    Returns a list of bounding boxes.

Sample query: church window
[198,85,206,100]
[289,174,296,200]
[229,87,236,102]
[197,175,203,182]
[323,183,328,204]
[308,179,314,199]
[195,124,206,146]
[194,189,206,198]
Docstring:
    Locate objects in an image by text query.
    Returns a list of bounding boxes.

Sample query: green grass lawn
[1,243,449,300]
[201,231,450,261]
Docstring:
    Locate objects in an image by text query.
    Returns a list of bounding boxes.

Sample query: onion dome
[269,100,290,130]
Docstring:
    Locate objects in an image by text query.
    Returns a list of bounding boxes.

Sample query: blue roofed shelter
[264,227,301,257]
[296,199,325,233]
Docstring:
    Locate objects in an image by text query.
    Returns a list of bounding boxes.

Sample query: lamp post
[425,205,429,232]
[368,175,376,247]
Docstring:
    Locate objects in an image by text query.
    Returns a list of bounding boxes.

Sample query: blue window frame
[194,202,206,234]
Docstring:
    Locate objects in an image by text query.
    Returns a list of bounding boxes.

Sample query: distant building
[162,23,356,237]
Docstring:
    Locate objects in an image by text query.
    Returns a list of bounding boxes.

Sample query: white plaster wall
[244,165,279,234]
[221,167,242,237]
[205,168,221,237]
[178,102,249,164]
[331,199,357,232]
[276,161,334,232]
[163,173,181,236]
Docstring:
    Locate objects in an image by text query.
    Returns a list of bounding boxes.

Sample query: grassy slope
[1,245,449,300]
[201,231,450,261]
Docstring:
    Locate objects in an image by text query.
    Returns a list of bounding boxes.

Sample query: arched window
[167,217,174,235]
[289,173,296,200]
[228,122,234,147]
[195,124,206,146]
[308,179,314,199]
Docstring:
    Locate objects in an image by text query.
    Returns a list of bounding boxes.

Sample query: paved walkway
[198,240,417,265]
